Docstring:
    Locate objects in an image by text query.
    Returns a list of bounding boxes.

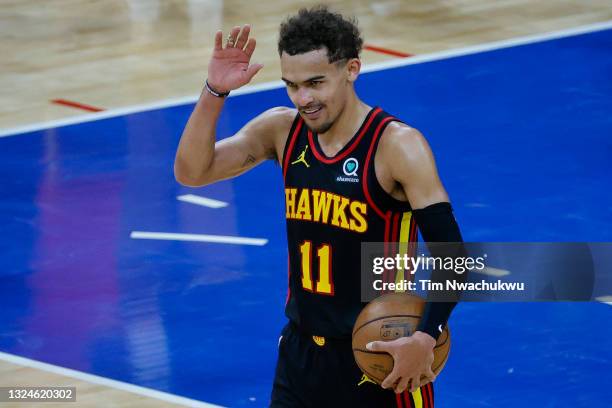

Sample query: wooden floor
[1,0,611,406]
[0,356,210,407]
[1,0,611,130]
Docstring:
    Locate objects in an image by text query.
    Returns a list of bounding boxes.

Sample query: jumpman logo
[357,374,377,386]
[291,145,310,168]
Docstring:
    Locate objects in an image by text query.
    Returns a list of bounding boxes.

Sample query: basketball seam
[434,328,450,348]
[353,354,387,384]
[432,350,449,373]
[352,348,389,355]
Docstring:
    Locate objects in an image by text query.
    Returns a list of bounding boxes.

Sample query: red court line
[51,99,105,112]
[364,44,413,58]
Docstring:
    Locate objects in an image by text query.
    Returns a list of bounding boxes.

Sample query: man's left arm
[365,123,466,394]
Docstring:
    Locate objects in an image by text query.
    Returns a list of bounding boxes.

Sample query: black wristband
[412,202,467,340]
[204,80,230,98]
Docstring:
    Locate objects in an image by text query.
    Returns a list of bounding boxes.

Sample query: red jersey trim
[426,383,434,407]
[307,107,383,164]
[282,118,304,180]
[395,392,403,408]
[383,212,400,287]
[404,390,413,407]
[362,116,395,219]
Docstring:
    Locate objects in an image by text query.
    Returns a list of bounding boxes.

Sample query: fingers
[244,38,257,58]
[245,63,264,81]
[214,30,222,51]
[366,341,390,352]
[409,376,421,393]
[367,340,396,389]
[394,376,410,394]
[381,369,400,390]
[419,368,436,388]
[226,26,241,48]
[234,24,251,49]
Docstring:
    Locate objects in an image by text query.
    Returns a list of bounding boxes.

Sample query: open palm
[208,25,263,93]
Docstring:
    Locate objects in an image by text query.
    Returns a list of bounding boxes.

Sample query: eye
[310,80,322,86]
[286,82,297,90]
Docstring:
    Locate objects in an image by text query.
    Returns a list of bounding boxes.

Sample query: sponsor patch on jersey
[336,175,359,183]
[337,157,360,183]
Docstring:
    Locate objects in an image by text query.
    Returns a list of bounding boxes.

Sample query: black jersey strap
[362,113,408,219]
[282,115,304,180]
[307,107,383,164]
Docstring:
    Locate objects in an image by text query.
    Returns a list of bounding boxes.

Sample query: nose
[296,87,314,108]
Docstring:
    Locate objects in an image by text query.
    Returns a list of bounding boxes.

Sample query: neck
[317,92,370,143]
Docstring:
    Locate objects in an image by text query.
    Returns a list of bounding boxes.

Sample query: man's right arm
[173,89,291,187]
[174,24,291,187]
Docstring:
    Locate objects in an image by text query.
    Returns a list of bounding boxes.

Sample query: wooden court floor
[1,0,611,406]
[1,0,611,130]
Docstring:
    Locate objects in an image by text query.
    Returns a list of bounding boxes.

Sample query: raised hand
[207,25,264,93]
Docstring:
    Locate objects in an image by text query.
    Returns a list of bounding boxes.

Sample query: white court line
[177,194,228,208]
[0,351,225,408]
[472,266,511,277]
[130,231,268,246]
[0,80,281,138]
[595,296,612,306]
[1,20,611,139]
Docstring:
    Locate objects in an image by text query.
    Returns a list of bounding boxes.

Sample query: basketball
[352,292,451,384]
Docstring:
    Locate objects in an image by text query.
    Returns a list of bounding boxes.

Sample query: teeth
[304,107,320,114]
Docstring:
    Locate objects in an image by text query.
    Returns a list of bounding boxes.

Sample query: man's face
[280,48,354,134]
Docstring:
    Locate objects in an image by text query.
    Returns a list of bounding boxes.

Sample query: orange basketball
[352,292,451,384]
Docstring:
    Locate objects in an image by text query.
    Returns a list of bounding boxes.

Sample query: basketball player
[175,6,464,407]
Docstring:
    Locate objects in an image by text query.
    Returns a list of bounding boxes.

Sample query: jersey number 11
[299,241,334,295]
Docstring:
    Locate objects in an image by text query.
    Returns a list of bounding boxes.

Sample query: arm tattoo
[242,154,256,167]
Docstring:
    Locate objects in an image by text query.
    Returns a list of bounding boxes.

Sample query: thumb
[366,341,388,352]
[245,63,264,81]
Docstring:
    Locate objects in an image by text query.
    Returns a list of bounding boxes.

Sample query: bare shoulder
[378,121,433,166]
[377,121,448,206]
[272,106,298,140]
[252,106,297,134]
[236,106,297,161]
[253,106,297,160]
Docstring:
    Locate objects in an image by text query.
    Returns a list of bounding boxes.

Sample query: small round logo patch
[343,158,359,176]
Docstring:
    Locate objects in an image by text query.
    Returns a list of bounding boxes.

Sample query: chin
[311,121,334,134]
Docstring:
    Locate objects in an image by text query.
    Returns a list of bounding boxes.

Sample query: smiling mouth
[301,106,322,114]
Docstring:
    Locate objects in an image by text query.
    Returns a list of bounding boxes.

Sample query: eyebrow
[281,75,326,84]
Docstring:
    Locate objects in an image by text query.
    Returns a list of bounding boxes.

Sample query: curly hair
[278,5,363,63]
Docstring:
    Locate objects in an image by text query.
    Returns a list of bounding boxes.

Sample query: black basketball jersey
[281,106,418,339]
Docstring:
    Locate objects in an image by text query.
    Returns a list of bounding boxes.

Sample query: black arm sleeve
[412,202,467,340]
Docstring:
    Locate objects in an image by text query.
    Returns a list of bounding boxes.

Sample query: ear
[346,58,361,83]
